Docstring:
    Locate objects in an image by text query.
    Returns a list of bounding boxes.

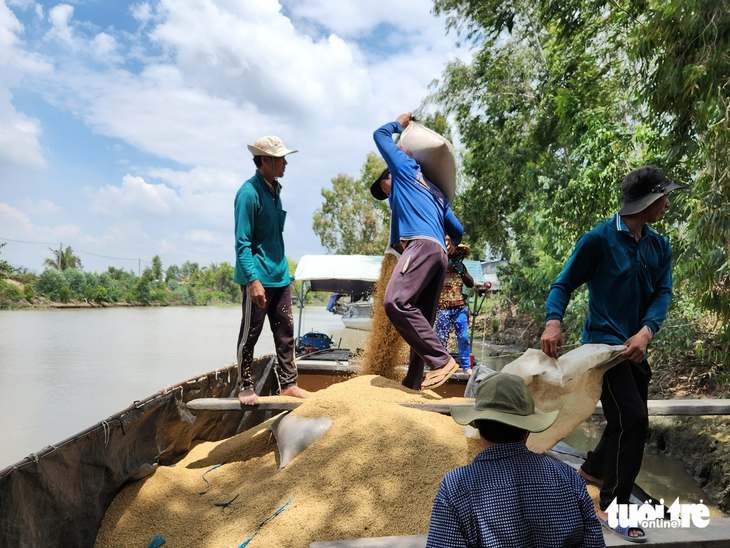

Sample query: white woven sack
[501,344,626,454]
[399,121,456,203]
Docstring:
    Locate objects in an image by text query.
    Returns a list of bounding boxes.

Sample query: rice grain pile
[361,252,409,380]
[94,376,480,548]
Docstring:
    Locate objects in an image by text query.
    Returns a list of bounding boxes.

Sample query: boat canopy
[293,254,383,295]
[462,259,488,287]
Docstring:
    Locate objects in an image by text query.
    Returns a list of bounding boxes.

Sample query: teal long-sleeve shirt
[233,171,290,288]
[545,214,673,345]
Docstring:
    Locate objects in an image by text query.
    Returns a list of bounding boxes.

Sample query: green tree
[630,0,730,348]
[312,152,390,254]
[0,242,13,278]
[429,0,666,321]
[43,245,82,271]
[35,269,67,300]
[151,255,163,282]
[165,264,182,283]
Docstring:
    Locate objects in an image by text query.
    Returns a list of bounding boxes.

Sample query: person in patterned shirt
[427,372,605,548]
[434,237,475,374]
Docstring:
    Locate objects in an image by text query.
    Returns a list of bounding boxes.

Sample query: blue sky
[0,0,467,274]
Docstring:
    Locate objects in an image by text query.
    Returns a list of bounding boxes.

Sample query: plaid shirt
[427,443,605,548]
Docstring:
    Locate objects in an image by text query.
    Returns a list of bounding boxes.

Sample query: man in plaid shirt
[427,373,605,548]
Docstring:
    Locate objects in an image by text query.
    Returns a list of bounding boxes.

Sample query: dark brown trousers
[237,284,297,391]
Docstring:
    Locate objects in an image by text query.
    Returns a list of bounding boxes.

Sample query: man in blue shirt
[427,372,604,548]
[541,165,683,542]
[372,113,464,391]
[234,135,308,405]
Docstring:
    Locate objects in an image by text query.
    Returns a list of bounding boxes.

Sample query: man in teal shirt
[234,135,308,405]
[541,165,683,542]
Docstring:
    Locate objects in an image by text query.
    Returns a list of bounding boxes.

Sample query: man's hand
[249,279,267,308]
[622,326,653,363]
[540,319,563,358]
[396,112,412,130]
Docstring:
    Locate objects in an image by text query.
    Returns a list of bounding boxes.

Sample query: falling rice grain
[361,252,409,380]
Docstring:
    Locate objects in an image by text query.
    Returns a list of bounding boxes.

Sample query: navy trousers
[582,359,651,510]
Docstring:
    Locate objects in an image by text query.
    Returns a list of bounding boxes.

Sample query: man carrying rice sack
[371,112,464,391]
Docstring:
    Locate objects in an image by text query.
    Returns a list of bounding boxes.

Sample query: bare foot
[577,467,603,486]
[280,385,309,399]
[238,387,259,406]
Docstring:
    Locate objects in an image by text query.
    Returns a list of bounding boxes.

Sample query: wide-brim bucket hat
[247,135,298,158]
[451,372,558,433]
[619,165,684,215]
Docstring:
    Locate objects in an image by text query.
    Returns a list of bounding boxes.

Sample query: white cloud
[20,198,61,215]
[0,89,46,169]
[91,32,120,62]
[282,0,439,39]
[185,229,222,244]
[88,174,182,217]
[45,4,76,49]
[130,2,153,26]
[148,166,243,193]
[0,201,81,242]
[2,0,470,270]
[0,1,49,169]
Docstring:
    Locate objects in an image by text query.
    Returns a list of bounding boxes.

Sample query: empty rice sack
[269,412,332,469]
[502,344,625,453]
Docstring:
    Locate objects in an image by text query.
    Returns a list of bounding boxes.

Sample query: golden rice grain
[94,376,479,548]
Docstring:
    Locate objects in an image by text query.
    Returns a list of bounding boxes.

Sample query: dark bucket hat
[451,372,558,433]
[619,165,684,215]
[370,168,390,201]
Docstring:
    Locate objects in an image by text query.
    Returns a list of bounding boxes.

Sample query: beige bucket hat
[247,135,298,158]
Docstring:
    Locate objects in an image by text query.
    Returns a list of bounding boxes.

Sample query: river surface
[0,305,723,516]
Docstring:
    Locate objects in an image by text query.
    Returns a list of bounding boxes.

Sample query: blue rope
[238,497,295,548]
[213,494,239,514]
[198,462,226,495]
[147,534,166,548]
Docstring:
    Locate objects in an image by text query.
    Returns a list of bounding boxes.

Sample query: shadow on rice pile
[94,375,482,548]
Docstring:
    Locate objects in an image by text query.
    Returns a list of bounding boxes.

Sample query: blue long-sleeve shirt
[427,443,605,548]
[233,171,290,287]
[373,121,463,251]
[545,213,673,344]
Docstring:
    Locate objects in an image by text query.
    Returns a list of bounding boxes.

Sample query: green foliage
[23,283,35,302]
[430,0,730,371]
[84,285,108,303]
[59,286,71,303]
[0,279,24,306]
[165,264,182,282]
[62,269,87,298]
[0,242,13,278]
[151,255,163,281]
[312,152,391,255]
[35,269,66,300]
[43,245,82,271]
